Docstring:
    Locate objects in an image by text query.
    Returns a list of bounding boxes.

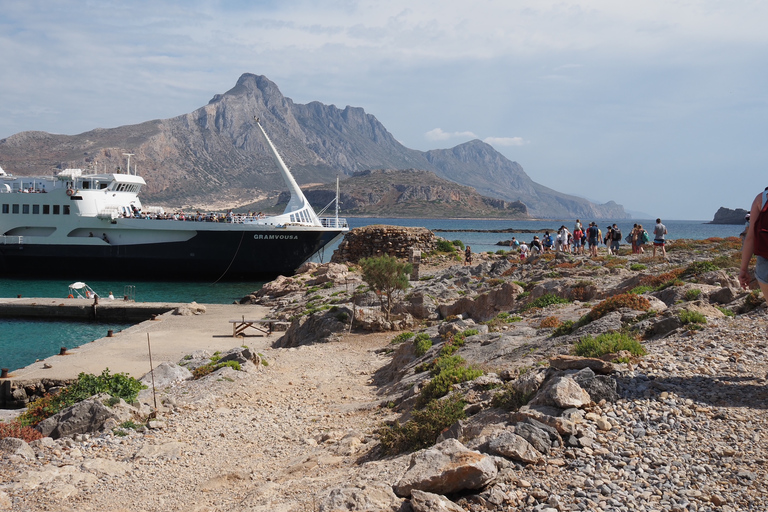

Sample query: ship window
[22,204,29,214]
[33,205,40,214]
[43,204,50,214]
[82,181,90,189]
[12,204,19,214]
[99,183,107,189]
[2,204,8,214]
[53,205,60,214]
[63,205,70,215]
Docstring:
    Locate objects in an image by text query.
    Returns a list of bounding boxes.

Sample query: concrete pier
[0,299,273,409]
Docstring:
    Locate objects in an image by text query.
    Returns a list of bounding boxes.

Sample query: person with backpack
[653,218,668,258]
[542,231,554,251]
[610,223,622,255]
[740,192,768,296]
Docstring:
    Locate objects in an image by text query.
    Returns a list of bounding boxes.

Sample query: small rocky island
[709,206,750,224]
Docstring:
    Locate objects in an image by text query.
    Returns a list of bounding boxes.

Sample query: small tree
[359,254,412,320]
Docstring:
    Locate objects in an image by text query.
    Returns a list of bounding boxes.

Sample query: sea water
[0,217,742,372]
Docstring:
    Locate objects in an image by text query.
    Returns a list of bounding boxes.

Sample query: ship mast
[254,117,318,223]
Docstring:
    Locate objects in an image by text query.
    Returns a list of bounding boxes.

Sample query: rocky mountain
[0,73,628,219]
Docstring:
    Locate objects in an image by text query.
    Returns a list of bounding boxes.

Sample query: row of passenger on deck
[117,208,267,221]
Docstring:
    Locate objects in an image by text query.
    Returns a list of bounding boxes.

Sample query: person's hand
[739,268,751,290]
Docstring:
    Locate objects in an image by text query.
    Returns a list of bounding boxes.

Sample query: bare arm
[739,193,762,289]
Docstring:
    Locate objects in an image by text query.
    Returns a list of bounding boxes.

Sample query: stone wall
[331,225,438,264]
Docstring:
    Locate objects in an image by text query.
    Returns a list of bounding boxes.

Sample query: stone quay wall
[331,225,438,264]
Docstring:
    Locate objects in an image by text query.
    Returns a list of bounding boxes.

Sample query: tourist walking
[464,246,472,266]
[740,192,768,296]
[653,219,667,258]
[610,223,622,255]
[587,222,599,257]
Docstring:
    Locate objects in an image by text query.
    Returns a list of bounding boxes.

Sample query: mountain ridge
[0,73,628,219]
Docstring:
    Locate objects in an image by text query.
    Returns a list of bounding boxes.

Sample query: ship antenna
[123,153,134,176]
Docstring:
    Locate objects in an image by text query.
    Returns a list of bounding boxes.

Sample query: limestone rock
[35,398,122,439]
[319,483,404,512]
[393,438,497,497]
[487,431,543,464]
[0,437,35,460]
[530,375,592,409]
[173,302,206,316]
[140,361,192,388]
[571,368,619,403]
[274,307,352,347]
[410,490,465,512]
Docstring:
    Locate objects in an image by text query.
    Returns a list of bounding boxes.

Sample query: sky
[1,0,767,220]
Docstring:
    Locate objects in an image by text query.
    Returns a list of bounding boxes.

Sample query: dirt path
[4,332,405,512]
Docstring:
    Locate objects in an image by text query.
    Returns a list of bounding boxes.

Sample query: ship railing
[319,217,348,229]
[1,235,23,245]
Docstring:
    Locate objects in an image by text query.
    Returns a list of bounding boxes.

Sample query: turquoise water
[0,319,135,373]
[0,217,741,372]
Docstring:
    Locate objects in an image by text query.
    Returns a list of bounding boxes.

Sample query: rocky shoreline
[1,235,766,511]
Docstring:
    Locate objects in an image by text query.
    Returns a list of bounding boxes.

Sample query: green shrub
[684,289,702,301]
[679,309,707,325]
[551,319,575,337]
[629,285,654,295]
[521,293,571,311]
[716,306,735,317]
[452,240,465,250]
[417,361,482,407]
[436,240,457,253]
[391,331,416,344]
[491,384,533,411]
[378,395,466,455]
[496,312,522,323]
[16,369,145,427]
[683,261,718,277]
[573,332,647,359]
[413,333,433,356]
[630,263,647,271]
[192,359,242,379]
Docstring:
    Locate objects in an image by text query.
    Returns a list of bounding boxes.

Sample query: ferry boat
[0,119,348,280]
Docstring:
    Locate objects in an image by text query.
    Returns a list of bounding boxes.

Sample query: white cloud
[484,137,527,147]
[425,128,478,141]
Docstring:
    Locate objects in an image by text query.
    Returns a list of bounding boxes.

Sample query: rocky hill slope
[257,169,529,219]
[0,73,627,219]
[2,236,765,511]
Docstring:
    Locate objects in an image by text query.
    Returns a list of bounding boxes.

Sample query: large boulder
[36,397,122,439]
[0,437,35,460]
[140,362,192,388]
[393,439,497,498]
[410,490,465,512]
[530,374,592,409]
[318,483,404,512]
[438,282,524,322]
[487,431,543,464]
[273,307,353,347]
